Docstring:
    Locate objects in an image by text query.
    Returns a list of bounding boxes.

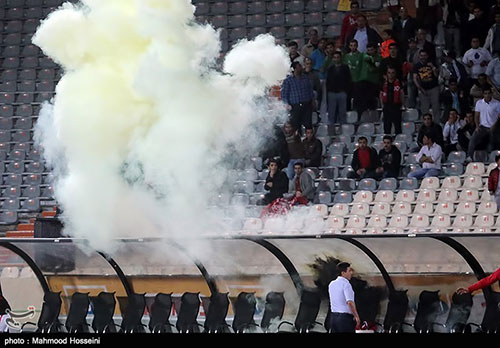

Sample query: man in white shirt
[443,108,466,155]
[408,132,443,179]
[463,37,493,81]
[467,87,500,160]
[328,262,361,333]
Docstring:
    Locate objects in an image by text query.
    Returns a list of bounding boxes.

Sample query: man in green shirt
[343,39,363,112]
[354,42,382,118]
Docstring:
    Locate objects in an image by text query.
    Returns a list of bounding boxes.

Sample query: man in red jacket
[457,267,500,294]
[340,1,360,46]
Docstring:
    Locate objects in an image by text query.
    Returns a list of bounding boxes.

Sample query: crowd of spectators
[269,0,500,195]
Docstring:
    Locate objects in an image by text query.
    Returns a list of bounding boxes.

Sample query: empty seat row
[0,91,54,103]
[1,184,52,197]
[0,173,44,185]
[2,57,58,69]
[0,161,45,174]
[1,197,43,211]
[0,80,55,92]
[194,0,343,15]
[1,105,41,117]
[1,68,60,81]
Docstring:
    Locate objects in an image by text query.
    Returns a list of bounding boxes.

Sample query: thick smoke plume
[32,0,290,252]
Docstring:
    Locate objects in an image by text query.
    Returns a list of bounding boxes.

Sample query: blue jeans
[327,92,347,124]
[408,167,440,179]
[286,158,305,180]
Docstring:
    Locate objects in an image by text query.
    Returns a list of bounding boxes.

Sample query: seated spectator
[302,127,323,168]
[326,51,352,124]
[413,50,441,123]
[470,73,494,105]
[484,9,500,55]
[380,29,396,59]
[414,113,444,151]
[457,111,477,152]
[345,15,382,54]
[463,37,492,84]
[443,108,466,156]
[380,66,404,135]
[288,161,314,203]
[408,133,443,179]
[347,136,381,180]
[439,50,469,93]
[375,135,402,179]
[467,87,500,161]
[287,41,305,65]
[283,122,306,180]
[380,42,404,81]
[488,154,500,208]
[440,78,469,124]
[261,158,289,205]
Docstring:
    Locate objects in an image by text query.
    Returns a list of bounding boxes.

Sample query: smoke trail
[32,0,290,252]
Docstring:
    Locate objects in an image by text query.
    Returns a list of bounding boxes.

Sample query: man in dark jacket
[262,158,289,205]
[440,78,469,124]
[415,113,444,151]
[376,135,402,179]
[347,136,381,179]
[392,6,417,57]
[326,51,352,124]
[302,127,323,168]
[345,14,382,53]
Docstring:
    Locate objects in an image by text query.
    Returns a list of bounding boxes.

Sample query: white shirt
[443,119,466,144]
[328,276,355,313]
[475,98,500,128]
[416,142,442,169]
[354,28,368,53]
[463,48,493,79]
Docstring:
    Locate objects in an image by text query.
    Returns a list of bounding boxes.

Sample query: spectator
[470,73,494,105]
[283,122,306,180]
[310,38,327,77]
[302,127,323,168]
[442,0,466,56]
[261,158,289,205]
[467,87,500,161]
[462,37,492,83]
[415,0,440,40]
[408,132,443,179]
[345,15,382,54]
[486,51,500,95]
[489,0,500,24]
[343,39,363,112]
[281,62,315,133]
[287,41,305,65]
[301,28,319,58]
[413,50,441,123]
[288,161,314,203]
[443,108,466,155]
[415,113,444,151]
[440,78,469,124]
[439,50,469,93]
[405,38,420,108]
[326,51,352,124]
[340,1,360,46]
[347,136,381,180]
[303,57,322,114]
[355,43,382,118]
[487,155,500,208]
[380,66,404,135]
[320,41,336,76]
[415,28,437,63]
[375,135,402,179]
[380,42,404,82]
[261,125,289,169]
[484,9,500,55]
[380,29,397,59]
[457,111,477,152]
[392,6,417,57]
[465,7,490,47]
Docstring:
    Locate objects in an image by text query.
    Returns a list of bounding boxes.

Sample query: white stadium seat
[374,190,394,203]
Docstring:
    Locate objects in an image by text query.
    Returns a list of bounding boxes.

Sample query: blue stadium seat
[306,0,323,11]
[286,1,304,12]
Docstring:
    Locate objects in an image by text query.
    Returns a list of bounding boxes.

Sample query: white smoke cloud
[32,0,291,252]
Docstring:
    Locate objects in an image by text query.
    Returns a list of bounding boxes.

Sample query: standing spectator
[439,50,469,93]
[311,38,327,77]
[355,43,382,119]
[457,111,477,152]
[326,51,352,125]
[375,135,402,179]
[470,73,494,105]
[380,66,404,135]
[304,57,322,114]
[340,1,360,46]
[413,50,441,123]
[408,133,443,179]
[443,108,466,155]
[484,9,500,55]
[320,41,337,77]
[415,0,441,40]
[487,155,500,208]
[261,125,289,169]
[345,15,382,54]
[288,161,314,203]
[287,41,305,65]
[415,113,444,151]
[489,0,500,24]
[462,37,492,83]
[261,158,289,205]
[302,127,323,168]
[281,62,315,133]
[467,87,500,161]
[405,38,420,108]
[440,78,469,124]
[380,29,397,59]
[415,28,437,63]
[486,51,500,93]
[380,43,404,82]
[283,122,306,180]
[344,39,363,112]
[301,28,320,59]
[465,7,490,48]
[328,262,361,333]
[442,0,466,56]
[347,136,381,180]
[392,6,417,57]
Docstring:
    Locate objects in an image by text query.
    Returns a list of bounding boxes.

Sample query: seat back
[65,292,89,333]
[413,290,442,333]
[119,293,146,333]
[91,292,116,333]
[481,290,500,333]
[204,292,230,333]
[148,293,173,333]
[232,292,256,333]
[445,293,472,333]
[37,291,62,333]
[294,289,321,333]
[176,292,201,333]
[260,292,285,332]
[383,290,409,332]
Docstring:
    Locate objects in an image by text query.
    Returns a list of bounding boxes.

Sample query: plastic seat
[435,201,454,215]
[23,198,40,212]
[1,69,17,82]
[447,151,466,163]
[353,190,373,203]
[474,214,494,229]
[320,167,337,180]
[286,13,304,26]
[317,179,335,192]
[0,93,15,104]
[242,218,262,231]
[444,163,464,177]
[5,20,23,33]
[351,203,369,216]
[0,211,18,224]
[269,27,285,38]
[0,81,17,92]
[327,155,343,167]
[25,174,42,185]
[210,2,228,14]
[442,176,461,189]
[417,189,436,202]
[20,57,37,69]
[481,190,493,201]
[395,190,415,202]
[431,214,451,228]
[456,201,476,214]
[464,162,485,176]
[330,203,349,216]
[357,123,375,136]
[328,142,346,155]
[231,193,249,206]
[6,162,24,174]
[378,178,398,191]
[374,190,394,203]
[452,214,473,231]
[0,106,14,118]
[338,178,355,191]
[248,1,266,13]
[438,188,458,202]
[372,202,390,215]
[23,185,40,198]
[263,218,285,233]
[358,178,377,192]
[420,177,440,189]
[0,131,11,143]
[392,201,412,215]
[5,173,22,186]
[409,214,430,228]
[309,204,329,218]
[194,2,210,15]
[462,176,483,189]
[478,201,498,214]
[305,12,322,25]
[459,189,479,201]
[287,26,304,39]
[389,215,408,229]
[400,177,418,190]
[368,215,387,228]
[316,191,331,205]
[346,215,366,229]
[414,202,434,215]
[402,108,419,122]
[3,199,20,211]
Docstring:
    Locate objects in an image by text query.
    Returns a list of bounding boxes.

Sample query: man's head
[293,161,304,176]
[483,87,493,102]
[305,127,315,141]
[389,42,398,58]
[495,11,500,24]
[422,133,434,146]
[291,61,303,75]
[443,50,456,63]
[386,66,397,81]
[350,1,360,14]
[284,121,294,135]
[478,73,488,85]
[465,111,474,124]
[382,29,393,41]
[399,6,409,19]
[304,57,314,72]
[356,14,367,29]
[448,78,458,92]
[471,37,481,49]
[308,28,319,45]
[287,41,298,55]
[418,49,429,64]
[349,39,359,53]
[268,158,280,173]
[417,28,428,42]
[358,136,368,149]
[473,7,483,19]
[408,38,417,49]
[332,51,342,65]
[325,42,335,56]
[448,109,459,123]
[337,262,353,280]
[318,38,327,51]
[383,135,393,152]
[422,113,433,127]
[367,42,377,56]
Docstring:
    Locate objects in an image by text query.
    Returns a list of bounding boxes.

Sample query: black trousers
[290,100,313,133]
[383,104,402,135]
[330,312,356,333]
[353,81,378,117]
